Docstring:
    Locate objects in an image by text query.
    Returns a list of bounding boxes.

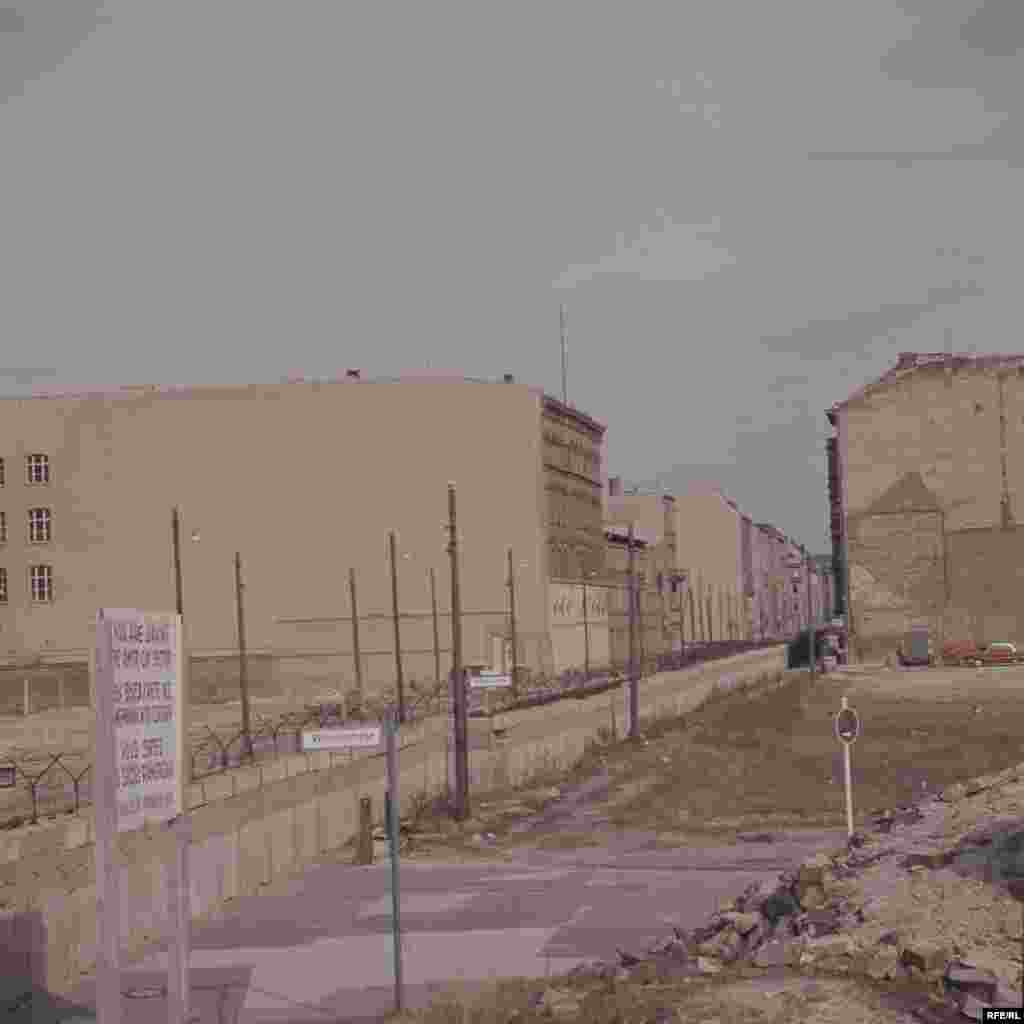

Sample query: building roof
[828,351,1024,420]
[0,373,606,434]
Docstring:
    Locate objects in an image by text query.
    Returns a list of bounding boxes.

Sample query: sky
[2,1,1022,554]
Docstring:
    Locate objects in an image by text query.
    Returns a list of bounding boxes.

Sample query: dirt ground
[391,661,1024,1023]
[401,661,1024,855]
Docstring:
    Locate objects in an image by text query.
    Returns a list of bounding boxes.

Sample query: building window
[28,508,52,543]
[0,568,6,603]
[30,565,53,603]
[27,454,50,484]
[0,458,4,487]
[0,512,5,544]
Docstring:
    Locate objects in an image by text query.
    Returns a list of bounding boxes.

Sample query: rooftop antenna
[560,304,568,405]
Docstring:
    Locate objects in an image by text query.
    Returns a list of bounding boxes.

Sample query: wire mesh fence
[0,638,780,829]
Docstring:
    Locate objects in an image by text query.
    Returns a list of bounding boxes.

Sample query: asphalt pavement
[68,825,847,1023]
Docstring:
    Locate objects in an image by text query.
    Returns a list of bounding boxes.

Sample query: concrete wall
[0,646,785,997]
[547,580,611,674]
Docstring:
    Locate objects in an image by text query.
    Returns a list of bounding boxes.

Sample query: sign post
[384,707,404,1015]
[92,609,186,1024]
[834,696,860,838]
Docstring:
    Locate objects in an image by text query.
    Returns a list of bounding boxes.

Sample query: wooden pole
[627,524,639,739]
[389,532,406,724]
[447,484,468,820]
[582,579,590,677]
[349,569,363,699]
[507,548,519,699]
[678,581,686,657]
[429,568,441,688]
[806,548,816,681]
[234,553,253,759]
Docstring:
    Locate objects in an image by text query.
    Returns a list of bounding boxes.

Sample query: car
[980,642,1018,665]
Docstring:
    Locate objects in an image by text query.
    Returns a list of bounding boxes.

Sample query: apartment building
[828,350,1024,661]
[0,373,606,699]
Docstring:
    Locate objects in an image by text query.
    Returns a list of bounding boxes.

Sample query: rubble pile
[564,764,1024,1021]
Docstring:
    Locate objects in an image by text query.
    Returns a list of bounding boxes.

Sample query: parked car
[787,626,847,669]
[942,640,980,665]
[980,642,1019,665]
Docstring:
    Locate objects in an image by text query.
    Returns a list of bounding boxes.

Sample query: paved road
[68,825,846,1023]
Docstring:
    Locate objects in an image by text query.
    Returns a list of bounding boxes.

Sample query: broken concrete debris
[559,762,1024,1019]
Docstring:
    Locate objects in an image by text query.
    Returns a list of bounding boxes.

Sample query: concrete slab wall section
[0,647,784,997]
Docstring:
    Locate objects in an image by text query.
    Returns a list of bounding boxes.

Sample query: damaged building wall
[837,357,1024,660]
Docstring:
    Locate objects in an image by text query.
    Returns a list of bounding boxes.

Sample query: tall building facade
[828,350,1024,661]
[0,374,606,698]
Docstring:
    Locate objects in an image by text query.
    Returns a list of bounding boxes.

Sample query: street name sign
[302,725,382,751]
[470,671,512,689]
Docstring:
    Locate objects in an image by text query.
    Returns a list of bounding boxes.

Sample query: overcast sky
[2,2,1022,553]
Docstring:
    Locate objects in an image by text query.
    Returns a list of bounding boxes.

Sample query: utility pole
[447,483,468,820]
[677,576,686,657]
[234,553,253,760]
[172,507,184,619]
[507,548,519,699]
[388,531,406,724]
[582,576,591,677]
[349,569,363,700]
[627,523,639,740]
[429,568,440,688]
[805,546,816,682]
[560,304,568,405]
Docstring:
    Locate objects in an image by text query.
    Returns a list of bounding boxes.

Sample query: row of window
[0,455,50,487]
[0,509,52,544]
[0,566,53,604]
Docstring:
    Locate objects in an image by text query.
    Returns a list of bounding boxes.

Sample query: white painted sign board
[94,609,184,832]
[470,671,511,689]
[302,725,382,751]
[92,608,185,1024]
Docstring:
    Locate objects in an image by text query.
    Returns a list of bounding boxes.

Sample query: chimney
[608,476,622,497]
[503,374,514,383]
[346,369,361,380]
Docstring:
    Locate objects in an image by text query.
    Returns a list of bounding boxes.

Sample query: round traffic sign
[835,706,860,744]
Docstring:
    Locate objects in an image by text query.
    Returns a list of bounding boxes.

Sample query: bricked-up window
[28,508,51,543]
[26,454,49,484]
[0,568,6,603]
[30,565,52,603]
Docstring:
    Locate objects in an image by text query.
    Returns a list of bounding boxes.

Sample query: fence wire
[0,639,778,829]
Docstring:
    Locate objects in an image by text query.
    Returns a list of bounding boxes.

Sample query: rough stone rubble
[559,763,1024,1021]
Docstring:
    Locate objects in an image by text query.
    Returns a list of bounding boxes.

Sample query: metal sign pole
[835,696,859,839]
[843,736,854,838]
[384,708,404,1014]
[93,613,123,1024]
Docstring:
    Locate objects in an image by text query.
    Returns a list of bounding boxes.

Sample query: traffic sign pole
[835,696,860,838]
[384,708,404,1015]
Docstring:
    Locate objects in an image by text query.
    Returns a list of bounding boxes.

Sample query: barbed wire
[0,639,778,829]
